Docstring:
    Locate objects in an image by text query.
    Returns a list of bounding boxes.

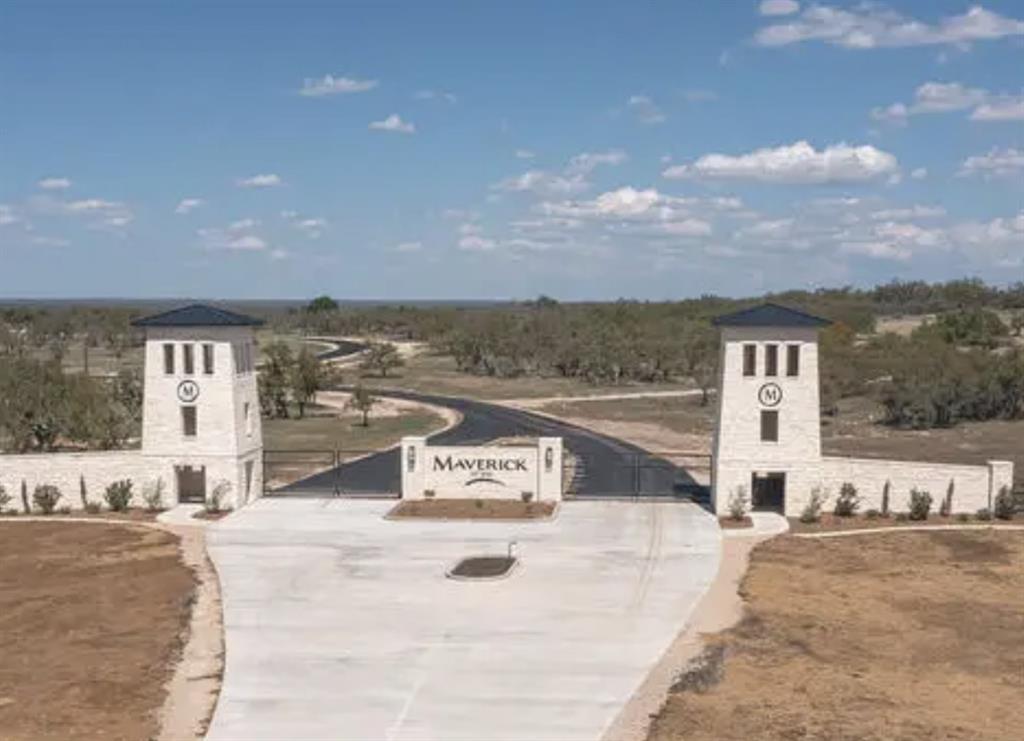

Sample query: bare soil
[789,512,1018,533]
[449,556,517,578]
[388,499,556,520]
[648,530,1024,741]
[0,508,159,521]
[718,516,753,529]
[0,522,196,741]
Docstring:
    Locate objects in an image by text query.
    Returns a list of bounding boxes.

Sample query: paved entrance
[205,498,720,741]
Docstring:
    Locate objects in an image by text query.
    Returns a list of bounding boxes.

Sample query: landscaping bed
[717,516,753,530]
[0,507,160,521]
[0,522,195,741]
[790,511,1018,533]
[388,499,556,520]
[647,530,1024,741]
[448,556,517,579]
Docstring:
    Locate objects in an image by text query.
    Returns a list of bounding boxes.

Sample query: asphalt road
[278,389,708,500]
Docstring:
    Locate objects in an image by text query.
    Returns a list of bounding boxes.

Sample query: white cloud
[626,95,666,124]
[175,198,204,215]
[970,95,1024,121]
[662,141,898,184]
[228,235,266,250]
[658,219,713,237]
[840,241,912,261]
[269,249,290,261]
[369,114,415,134]
[759,0,799,17]
[31,235,71,247]
[755,4,1024,49]
[37,177,71,190]
[66,198,123,212]
[395,241,423,252]
[229,218,259,231]
[414,89,457,103]
[515,149,536,160]
[871,82,1024,124]
[300,74,377,97]
[495,170,588,196]
[495,150,628,197]
[910,167,928,179]
[0,204,19,225]
[959,147,1024,178]
[869,205,945,220]
[236,173,283,188]
[295,217,327,238]
[458,234,497,251]
[199,219,269,252]
[737,218,795,239]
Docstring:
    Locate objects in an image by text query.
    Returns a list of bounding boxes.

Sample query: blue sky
[1,0,1022,300]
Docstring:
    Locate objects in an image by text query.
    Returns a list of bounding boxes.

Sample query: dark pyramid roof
[131,304,264,328]
[712,302,831,328]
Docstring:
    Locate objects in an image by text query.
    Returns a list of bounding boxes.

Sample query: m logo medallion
[758,382,782,407]
[177,380,200,403]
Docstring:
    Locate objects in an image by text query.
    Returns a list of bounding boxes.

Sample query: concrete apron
[205,498,721,741]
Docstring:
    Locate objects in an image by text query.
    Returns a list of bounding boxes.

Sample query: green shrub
[32,484,62,515]
[20,480,30,514]
[993,486,1015,520]
[833,483,861,517]
[976,507,993,521]
[104,479,134,512]
[865,509,880,520]
[79,475,89,508]
[940,480,955,517]
[0,483,10,512]
[881,480,891,517]
[520,491,534,503]
[206,480,232,514]
[799,487,828,524]
[894,512,910,522]
[955,513,971,523]
[143,478,166,513]
[57,506,72,515]
[907,488,932,521]
[727,485,749,521]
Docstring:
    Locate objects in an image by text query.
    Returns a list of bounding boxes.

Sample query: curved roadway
[280,389,706,500]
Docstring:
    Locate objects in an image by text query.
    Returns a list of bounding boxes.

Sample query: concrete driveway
[205,498,721,741]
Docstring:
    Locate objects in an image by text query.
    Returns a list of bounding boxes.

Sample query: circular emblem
[177,380,200,403]
[758,382,783,407]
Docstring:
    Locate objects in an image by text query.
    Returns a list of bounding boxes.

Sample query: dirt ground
[648,530,1024,741]
[788,512,1019,533]
[0,523,195,741]
[387,499,556,520]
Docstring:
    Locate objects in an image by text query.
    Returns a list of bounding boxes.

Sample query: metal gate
[564,450,711,505]
[262,448,400,498]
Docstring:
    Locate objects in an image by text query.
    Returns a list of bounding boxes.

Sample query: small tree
[833,482,861,517]
[881,480,891,517]
[79,474,89,508]
[727,485,748,521]
[800,486,828,524]
[289,348,322,419]
[907,488,932,521]
[306,295,338,313]
[0,483,11,512]
[346,385,379,427]
[32,484,62,515]
[360,341,405,378]
[20,480,30,514]
[939,480,955,517]
[994,485,1015,520]
[143,478,166,513]
[104,479,134,512]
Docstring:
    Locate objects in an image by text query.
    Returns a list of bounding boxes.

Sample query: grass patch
[361,350,693,400]
[647,530,1024,741]
[388,499,556,520]
[262,408,445,452]
[538,394,714,437]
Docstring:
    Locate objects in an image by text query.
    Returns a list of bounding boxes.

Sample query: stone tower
[711,303,830,516]
[132,304,264,509]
